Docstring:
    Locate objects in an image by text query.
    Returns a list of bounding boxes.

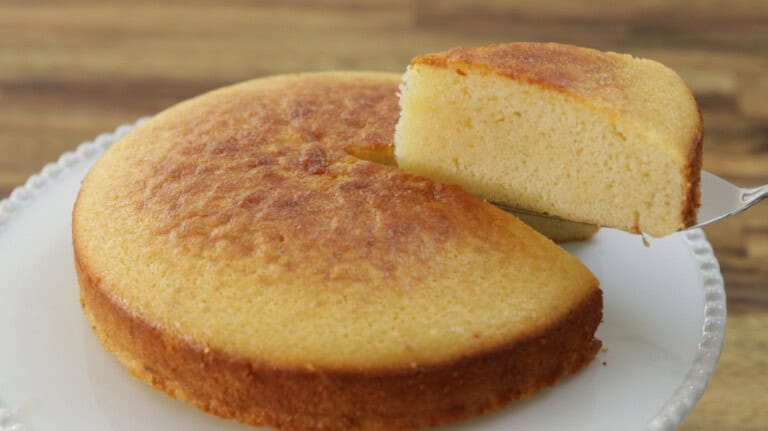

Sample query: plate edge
[0,117,150,232]
[646,229,727,431]
[0,117,149,430]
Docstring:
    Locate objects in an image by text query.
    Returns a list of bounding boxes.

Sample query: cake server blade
[492,171,768,234]
[691,171,767,229]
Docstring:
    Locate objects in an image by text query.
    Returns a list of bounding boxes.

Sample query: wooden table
[1,1,765,429]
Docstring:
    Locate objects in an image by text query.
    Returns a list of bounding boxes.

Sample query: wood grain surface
[1,1,765,430]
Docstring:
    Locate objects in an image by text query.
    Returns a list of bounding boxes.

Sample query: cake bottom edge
[77,260,603,431]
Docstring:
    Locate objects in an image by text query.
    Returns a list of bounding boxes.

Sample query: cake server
[691,171,767,229]
[493,171,768,233]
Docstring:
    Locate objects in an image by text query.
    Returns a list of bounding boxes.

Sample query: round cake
[74,72,602,430]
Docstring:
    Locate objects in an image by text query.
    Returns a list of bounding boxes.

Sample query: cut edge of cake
[395,42,703,237]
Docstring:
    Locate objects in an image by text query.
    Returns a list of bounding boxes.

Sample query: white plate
[0,121,726,431]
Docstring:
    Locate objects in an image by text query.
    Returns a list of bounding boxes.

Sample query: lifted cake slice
[395,42,702,237]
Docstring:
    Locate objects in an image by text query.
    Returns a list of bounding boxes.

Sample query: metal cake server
[493,171,767,233]
[692,171,767,229]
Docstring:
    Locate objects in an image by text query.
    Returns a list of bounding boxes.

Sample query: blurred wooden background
[1,1,766,429]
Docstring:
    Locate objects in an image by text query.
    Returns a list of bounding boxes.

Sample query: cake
[74,72,602,430]
[347,134,599,243]
[395,42,703,237]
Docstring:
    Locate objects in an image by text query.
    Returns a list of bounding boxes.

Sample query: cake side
[76,239,603,431]
[397,43,702,237]
[682,117,704,228]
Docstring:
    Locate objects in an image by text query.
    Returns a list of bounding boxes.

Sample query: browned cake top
[73,72,598,370]
[107,74,508,283]
[411,42,702,137]
[413,43,628,105]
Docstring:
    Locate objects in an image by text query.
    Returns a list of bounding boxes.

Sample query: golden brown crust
[681,108,704,228]
[104,74,498,284]
[412,43,624,104]
[77,245,602,430]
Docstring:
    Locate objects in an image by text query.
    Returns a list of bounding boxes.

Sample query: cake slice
[395,42,702,237]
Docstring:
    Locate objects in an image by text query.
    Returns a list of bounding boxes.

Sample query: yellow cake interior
[348,138,598,242]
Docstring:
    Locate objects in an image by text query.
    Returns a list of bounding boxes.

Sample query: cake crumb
[602,361,607,366]
[601,348,608,353]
